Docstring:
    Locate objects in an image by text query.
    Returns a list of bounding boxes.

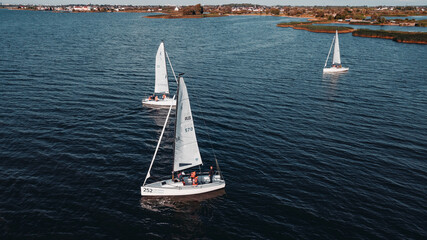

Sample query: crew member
[162,94,166,99]
[155,96,159,101]
[192,176,198,185]
[191,171,198,185]
[178,171,185,181]
[209,166,214,183]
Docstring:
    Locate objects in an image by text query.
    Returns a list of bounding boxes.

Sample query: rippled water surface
[1,10,426,239]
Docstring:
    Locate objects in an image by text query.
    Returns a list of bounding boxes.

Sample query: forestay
[173,77,203,172]
[332,30,341,65]
[154,42,169,94]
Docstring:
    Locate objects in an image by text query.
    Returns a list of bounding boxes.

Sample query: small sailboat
[141,76,225,196]
[142,42,177,107]
[323,30,349,73]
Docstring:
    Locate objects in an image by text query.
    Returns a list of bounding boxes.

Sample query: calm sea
[0,9,426,239]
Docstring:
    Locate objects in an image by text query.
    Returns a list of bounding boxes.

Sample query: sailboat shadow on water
[140,189,226,212]
[146,107,176,127]
[321,72,346,100]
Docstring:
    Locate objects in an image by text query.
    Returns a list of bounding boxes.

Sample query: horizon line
[2,3,427,7]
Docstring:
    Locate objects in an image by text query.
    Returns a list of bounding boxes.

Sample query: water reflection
[140,189,226,213]
[322,71,346,100]
[146,107,175,127]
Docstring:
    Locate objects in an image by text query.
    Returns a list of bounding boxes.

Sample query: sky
[2,0,426,6]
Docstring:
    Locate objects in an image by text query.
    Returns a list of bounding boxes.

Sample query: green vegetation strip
[353,29,427,43]
[298,25,353,31]
[415,20,427,27]
[277,21,312,27]
[277,22,354,33]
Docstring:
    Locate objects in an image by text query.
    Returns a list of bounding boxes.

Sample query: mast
[172,74,182,177]
[166,52,178,84]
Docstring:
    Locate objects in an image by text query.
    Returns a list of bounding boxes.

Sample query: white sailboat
[323,30,349,73]
[142,42,177,107]
[141,76,225,196]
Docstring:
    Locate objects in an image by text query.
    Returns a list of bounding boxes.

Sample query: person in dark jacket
[209,166,214,183]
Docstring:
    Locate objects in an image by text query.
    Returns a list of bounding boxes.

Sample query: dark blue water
[1,10,426,239]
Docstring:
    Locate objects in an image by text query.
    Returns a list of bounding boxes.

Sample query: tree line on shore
[4,4,425,19]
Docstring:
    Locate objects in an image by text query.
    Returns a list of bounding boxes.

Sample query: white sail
[154,42,169,94]
[173,77,202,172]
[332,30,341,65]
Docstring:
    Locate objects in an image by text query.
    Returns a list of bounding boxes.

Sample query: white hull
[141,176,225,196]
[323,67,349,73]
[142,97,176,108]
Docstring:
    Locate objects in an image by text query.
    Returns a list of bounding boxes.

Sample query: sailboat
[323,30,349,73]
[142,42,177,107]
[141,76,226,196]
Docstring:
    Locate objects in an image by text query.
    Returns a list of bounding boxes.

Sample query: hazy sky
[3,0,425,6]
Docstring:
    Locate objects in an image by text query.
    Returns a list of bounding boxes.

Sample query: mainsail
[332,30,341,65]
[154,42,169,94]
[173,77,203,172]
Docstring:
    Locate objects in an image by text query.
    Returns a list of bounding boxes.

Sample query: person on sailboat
[155,96,159,101]
[162,94,166,100]
[177,171,185,181]
[191,171,198,185]
[209,166,214,183]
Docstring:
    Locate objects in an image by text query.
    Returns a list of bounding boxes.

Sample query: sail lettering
[185,127,193,132]
[185,116,192,121]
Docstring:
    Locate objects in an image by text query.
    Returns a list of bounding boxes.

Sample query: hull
[141,176,225,196]
[140,189,226,211]
[323,67,349,73]
[142,97,176,108]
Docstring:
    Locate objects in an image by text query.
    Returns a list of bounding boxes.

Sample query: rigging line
[324,35,335,68]
[166,52,178,84]
[142,95,176,186]
[201,117,224,180]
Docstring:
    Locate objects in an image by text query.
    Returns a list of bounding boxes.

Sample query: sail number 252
[143,188,152,193]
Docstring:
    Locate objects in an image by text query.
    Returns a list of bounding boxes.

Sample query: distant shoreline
[144,13,226,19]
[277,21,427,44]
[352,29,427,44]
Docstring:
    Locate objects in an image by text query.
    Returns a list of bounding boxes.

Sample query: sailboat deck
[145,174,222,188]
[142,97,176,107]
[142,175,225,196]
